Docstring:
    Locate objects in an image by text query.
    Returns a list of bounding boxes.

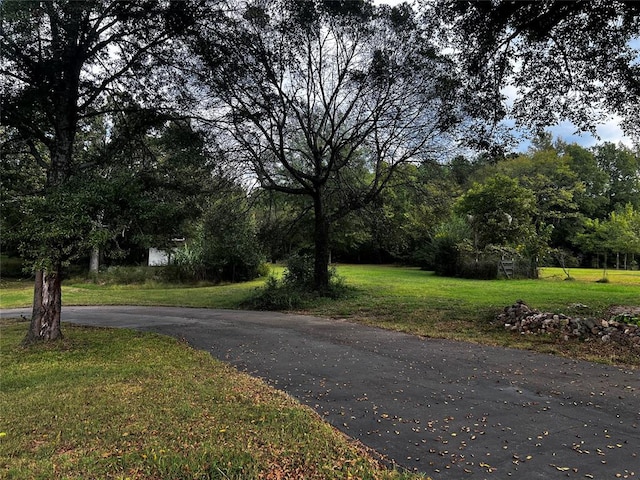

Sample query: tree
[185,0,467,291]
[86,116,216,264]
[493,143,584,253]
[573,203,640,272]
[606,204,640,270]
[438,1,640,140]
[593,143,640,213]
[353,161,458,264]
[173,183,265,283]
[254,189,315,262]
[1,1,172,342]
[563,143,609,219]
[456,174,536,250]
[574,218,612,275]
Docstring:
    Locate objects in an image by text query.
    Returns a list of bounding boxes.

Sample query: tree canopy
[182,0,470,290]
[437,0,640,139]
[1,0,175,342]
[2,0,639,342]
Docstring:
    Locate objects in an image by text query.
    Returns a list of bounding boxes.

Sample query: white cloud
[515,116,634,152]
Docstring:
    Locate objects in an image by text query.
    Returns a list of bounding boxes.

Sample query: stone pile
[496,300,640,350]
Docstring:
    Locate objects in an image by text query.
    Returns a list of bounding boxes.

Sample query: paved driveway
[2,306,639,479]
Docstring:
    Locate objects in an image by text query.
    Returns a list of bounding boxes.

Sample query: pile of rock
[496,300,640,349]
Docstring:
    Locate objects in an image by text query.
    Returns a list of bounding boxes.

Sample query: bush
[246,254,351,310]
[164,232,266,284]
[166,242,208,282]
[247,275,305,310]
[457,258,498,280]
[431,240,461,277]
[419,216,471,275]
[281,253,316,289]
[256,262,271,278]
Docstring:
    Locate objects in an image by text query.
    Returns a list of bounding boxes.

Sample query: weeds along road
[2,306,639,479]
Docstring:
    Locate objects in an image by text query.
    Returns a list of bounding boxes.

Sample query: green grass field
[0,320,419,480]
[1,266,637,478]
[2,266,638,312]
[3,265,638,366]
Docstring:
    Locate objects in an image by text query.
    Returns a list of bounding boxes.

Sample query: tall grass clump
[161,233,267,284]
[246,254,351,310]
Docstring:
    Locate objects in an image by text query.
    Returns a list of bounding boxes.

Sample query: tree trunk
[89,248,100,273]
[24,115,75,344]
[23,266,63,344]
[313,193,330,292]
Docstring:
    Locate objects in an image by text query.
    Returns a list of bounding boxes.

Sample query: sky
[373,0,638,153]
[517,118,633,152]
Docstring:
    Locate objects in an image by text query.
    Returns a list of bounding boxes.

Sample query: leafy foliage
[1,0,177,341]
[438,1,640,139]
[247,254,350,310]
[183,0,471,290]
[456,174,536,249]
[169,189,266,284]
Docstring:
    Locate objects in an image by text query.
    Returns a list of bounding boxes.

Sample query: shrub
[420,216,471,275]
[247,275,305,310]
[166,242,208,282]
[246,254,351,310]
[457,258,498,280]
[281,253,316,289]
[164,221,266,284]
[256,262,271,278]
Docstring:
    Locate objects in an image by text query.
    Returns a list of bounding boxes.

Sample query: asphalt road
[2,306,639,479]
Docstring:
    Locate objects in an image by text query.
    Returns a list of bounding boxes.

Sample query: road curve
[2,306,639,479]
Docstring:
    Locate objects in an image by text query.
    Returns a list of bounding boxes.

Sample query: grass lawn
[2,265,639,367]
[0,319,419,480]
[1,265,637,478]
[312,266,640,367]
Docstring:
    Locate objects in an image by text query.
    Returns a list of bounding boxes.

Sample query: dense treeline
[252,135,640,277]
[1,0,638,341]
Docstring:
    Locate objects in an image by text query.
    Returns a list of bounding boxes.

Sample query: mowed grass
[0,266,637,478]
[0,277,266,310]
[306,266,640,367]
[0,320,420,480]
[2,265,639,366]
[311,265,640,320]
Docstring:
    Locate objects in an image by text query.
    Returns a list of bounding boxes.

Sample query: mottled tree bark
[23,135,74,344]
[24,266,63,344]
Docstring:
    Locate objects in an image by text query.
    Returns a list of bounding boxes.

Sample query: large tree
[1,1,172,342]
[456,174,537,251]
[184,0,469,291]
[437,0,640,140]
[593,142,640,213]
